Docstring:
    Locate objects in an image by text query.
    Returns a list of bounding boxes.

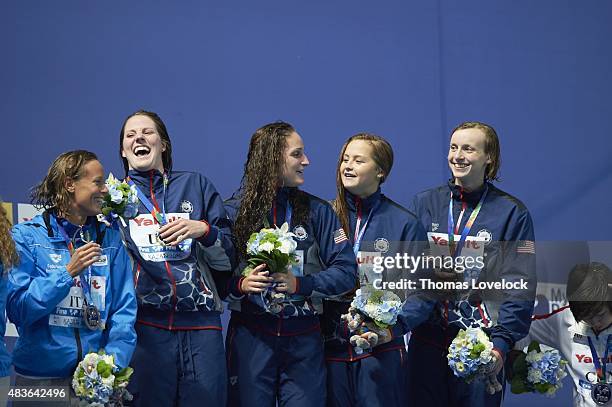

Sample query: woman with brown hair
[224,121,357,406]
[117,110,234,406]
[323,133,431,406]
[6,150,137,403]
[406,121,536,407]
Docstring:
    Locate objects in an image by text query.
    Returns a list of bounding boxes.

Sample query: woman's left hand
[272,270,297,295]
[158,219,209,246]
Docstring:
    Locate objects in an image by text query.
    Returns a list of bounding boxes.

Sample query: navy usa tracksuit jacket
[322,188,433,407]
[406,181,536,407]
[121,169,235,407]
[224,187,358,407]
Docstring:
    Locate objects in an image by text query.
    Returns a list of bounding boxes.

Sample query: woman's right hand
[66,242,102,277]
[240,264,273,294]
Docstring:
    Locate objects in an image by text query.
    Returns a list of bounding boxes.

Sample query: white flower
[278,238,297,254]
[258,242,275,253]
[527,368,543,383]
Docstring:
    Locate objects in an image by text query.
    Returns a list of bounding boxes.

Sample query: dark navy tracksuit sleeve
[294,203,358,297]
[393,219,436,337]
[196,175,236,272]
[489,210,536,357]
[221,195,246,300]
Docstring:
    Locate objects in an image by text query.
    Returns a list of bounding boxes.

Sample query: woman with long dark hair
[118,110,234,406]
[224,121,357,406]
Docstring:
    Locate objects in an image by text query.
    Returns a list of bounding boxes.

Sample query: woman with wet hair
[407,121,536,407]
[224,121,357,407]
[7,150,136,404]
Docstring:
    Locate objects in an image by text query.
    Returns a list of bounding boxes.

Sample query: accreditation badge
[129,213,192,262]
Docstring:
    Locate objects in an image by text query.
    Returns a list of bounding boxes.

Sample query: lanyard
[56,221,94,305]
[272,201,292,227]
[447,186,488,257]
[588,335,612,383]
[353,199,380,257]
[127,172,168,225]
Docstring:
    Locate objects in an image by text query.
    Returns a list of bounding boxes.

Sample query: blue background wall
[2,1,611,405]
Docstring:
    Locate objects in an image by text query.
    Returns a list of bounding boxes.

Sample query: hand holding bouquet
[509,341,568,397]
[100,173,138,227]
[242,222,298,314]
[72,351,133,406]
[447,327,495,383]
[341,286,402,354]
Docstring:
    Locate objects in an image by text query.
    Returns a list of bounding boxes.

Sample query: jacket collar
[275,187,299,205]
[46,211,96,243]
[569,320,612,340]
[127,169,167,190]
[447,179,488,206]
[345,188,382,212]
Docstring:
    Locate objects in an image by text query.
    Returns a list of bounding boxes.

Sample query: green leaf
[510,376,529,394]
[97,360,112,378]
[513,353,527,374]
[534,382,550,394]
[527,341,541,353]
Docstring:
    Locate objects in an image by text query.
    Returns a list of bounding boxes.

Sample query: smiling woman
[6,150,137,405]
[116,110,235,407]
[224,121,358,407]
[407,121,536,407]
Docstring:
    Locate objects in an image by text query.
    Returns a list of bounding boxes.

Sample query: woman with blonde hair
[0,202,17,405]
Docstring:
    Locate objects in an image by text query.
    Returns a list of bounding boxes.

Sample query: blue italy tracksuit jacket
[7,212,137,378]
[121,169,235,330]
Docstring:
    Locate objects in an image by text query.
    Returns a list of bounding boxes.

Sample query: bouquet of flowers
[100,173,138,227]
[341,286,402,354]
[72,351,133,406]
[447,327,495,383]
[510,341,568,396]
[242,222,298,314]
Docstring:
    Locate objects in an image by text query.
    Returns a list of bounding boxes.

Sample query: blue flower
[123,203,138,219]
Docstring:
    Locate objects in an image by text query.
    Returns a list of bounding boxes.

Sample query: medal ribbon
[272,201,292,227]
[56,221,94,308]
[353,199,380,257]
[447,186,489,257]
[127,173,168,225]
[588,335,612,383]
